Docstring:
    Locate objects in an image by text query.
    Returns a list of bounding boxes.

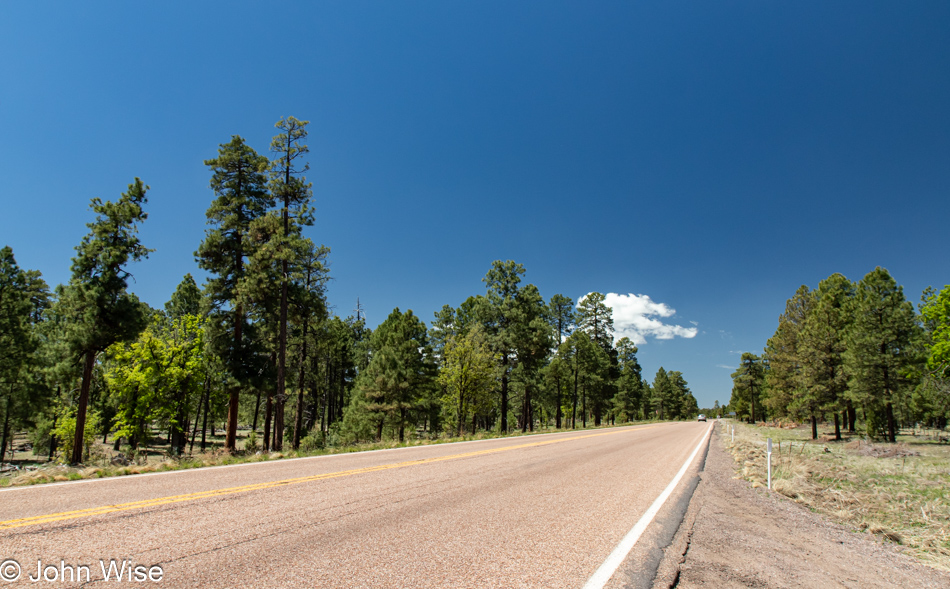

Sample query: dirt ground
[653,427,950,589]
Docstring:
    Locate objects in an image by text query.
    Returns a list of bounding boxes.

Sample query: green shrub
[52,410,100,463]
[244,431,259,453]
[300,431,325,452]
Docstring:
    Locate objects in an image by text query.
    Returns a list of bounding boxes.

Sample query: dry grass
[722,420,950,571]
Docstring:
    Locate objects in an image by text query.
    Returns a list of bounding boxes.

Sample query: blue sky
[2,2,948,409]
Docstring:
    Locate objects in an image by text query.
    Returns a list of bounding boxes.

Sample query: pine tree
[0,247,49,462]
[730,353,765,424]
[547,294,575,428]
[559,331,607,428]
[653,367,673,420]
[165,273,202,320]
[63,179,151,463]
[612,337,643,421]
[763,286,813,419]
[290,240,329,449]
[668,371,697,419]
[798,274,853,440]
[575,292,616,424]
[268,116,314,451]
[353,308,435,442]
[197,136,272,452]
[480,260,525,433]
[844,268,923,442]
[576,292,614,352]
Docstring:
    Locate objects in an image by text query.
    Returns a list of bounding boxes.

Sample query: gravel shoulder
[653,426,950,589]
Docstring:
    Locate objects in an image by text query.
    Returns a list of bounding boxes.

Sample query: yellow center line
[1,425,661,531]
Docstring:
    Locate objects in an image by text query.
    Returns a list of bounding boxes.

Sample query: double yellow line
[1,425,655,531]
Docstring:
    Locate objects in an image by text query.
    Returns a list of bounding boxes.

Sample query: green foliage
[52,409,100,463]
[438,325,497,436]
[105,314,208,452]
[921,284,950,380]
[299,430,325,452]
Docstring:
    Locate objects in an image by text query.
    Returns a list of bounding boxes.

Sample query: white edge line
[582,423,713,589]
[0,422,665,494]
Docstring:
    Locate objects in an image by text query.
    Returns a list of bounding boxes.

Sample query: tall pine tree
[63,179,151,463]
[845,268,922,442]
[197,136,272,452]
[269,116,314,451]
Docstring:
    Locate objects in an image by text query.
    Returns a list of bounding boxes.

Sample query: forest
[729,270,950,441]
[0,117,700,466]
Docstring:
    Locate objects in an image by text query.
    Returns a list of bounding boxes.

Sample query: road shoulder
[653,427,950,588]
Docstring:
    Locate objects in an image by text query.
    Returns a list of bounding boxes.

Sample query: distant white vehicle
[697,414,707,422]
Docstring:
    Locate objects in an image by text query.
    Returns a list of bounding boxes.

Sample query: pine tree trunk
[225,299,243,453]
[886,402,896,443]
[555,377,562,429]
[529,397,534,432]
[0,393,11,464]
[252,387,262,433]
[275,257,287,452]
[49,410,58,462]
[261,391,273,452]
[848,404,857,434]
[521,388,529,433]
[500,353,509,433]
[273,399,284,451]
[263,390,273,452]
[190,384,206,454]
[339,368,345,423]
[71,350,97,464]
[582,384,587,428]
[200,393,210,452]
[571,366,579,429]
[457,384,464,437]
[811,414,818,440]
[750,390,756,425]
[834,412,841,441]
[293,334,308,450]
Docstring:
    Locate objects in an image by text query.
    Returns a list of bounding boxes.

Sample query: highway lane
[0,422,710,588]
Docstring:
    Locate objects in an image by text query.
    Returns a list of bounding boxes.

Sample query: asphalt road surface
[0,422,711,588]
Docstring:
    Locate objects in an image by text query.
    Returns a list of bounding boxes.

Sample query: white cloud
[580,292,699,345]
[716,364,735,369]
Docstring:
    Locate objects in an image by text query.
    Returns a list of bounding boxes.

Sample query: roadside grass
[0,420,650,488]
[722,420,950,571]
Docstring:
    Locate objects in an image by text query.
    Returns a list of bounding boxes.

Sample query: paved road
[0,422,710,588]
